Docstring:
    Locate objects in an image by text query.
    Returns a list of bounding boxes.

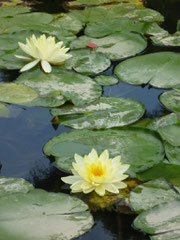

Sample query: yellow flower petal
[95,185,105,196]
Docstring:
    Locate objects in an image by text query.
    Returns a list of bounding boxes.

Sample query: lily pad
[0,189,94,240]
[43,128,164,176]
[151,32,180,47]
[16,68,102,107]
[65,49,111,75]
[0,177,34,197]
[51,97,145,129]
[150,229,180,240]
[0,83,38,105]
[0,6,30,17]
[134,200,180,235]
[70,32,147,60]
[160,88,180,113]
[158,124,180,147]
[165,143,180,165]
[115,52,180,88]
[130,178,180,213]
[94,75,118,85]
[85,17,144,37]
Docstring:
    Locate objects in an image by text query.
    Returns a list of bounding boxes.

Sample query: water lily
[61,149,130,196]
[15,34,72,73]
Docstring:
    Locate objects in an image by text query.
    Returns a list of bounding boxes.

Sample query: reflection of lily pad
[160,88,180,113]
[51,97,145,129]
[16,68,102,107]
[43,128,164,176]
[0,189,94,240]
[65,49,111,74]
[165,143,180,165]
[130,178,180,213]
[70,33,147,60]
[0,177,34,197]
[0,83,38,105]
[0,103,9,117]
[115,52,180,88]
[85,17,144,37]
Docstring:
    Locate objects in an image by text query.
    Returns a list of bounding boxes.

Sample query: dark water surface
[1,0,180,239]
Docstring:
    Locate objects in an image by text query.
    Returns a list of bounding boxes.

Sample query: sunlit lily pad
[94,75,118,85]
[160,88,180,113]
[85,17,144,37]
[65,49,111,74]
[150,229,180,240]
[165,143,180,165]
[137,162,180,187]
[0,189,94,240]
[43,128,164,176]
[115,52,180,88]
[70,32,147,60]
[134,200,180,235]
[130,178,180,213]
[16,68,102,107]
[51,97,145,129]
[0,6,30,17]
[0,83,38,105]
[0,177,34,196]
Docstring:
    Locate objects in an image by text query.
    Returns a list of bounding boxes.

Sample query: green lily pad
[0,189,94,240]
[130,178,180,213]
[115,52,180,88]
[43,128,164,176]
[94,75,118,85]
[143,22,168,37]
[137,162,180,187]
[0,83,38,105]
[134,200,180,234]
[51,97,145,129]
[0,177,34,197]
[165,143,180,165]
[151,32,180,47]
[70,32,147,60]
[158,124,180,147]
[16,68,102,107]
[85,17,144,37]
[67,0,120,7]
[0,6,30,17]
[160,88,180,113]
[150,229,180,240]
[65,49,111,75]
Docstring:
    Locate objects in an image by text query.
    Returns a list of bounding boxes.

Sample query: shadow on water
[0,1,180,239]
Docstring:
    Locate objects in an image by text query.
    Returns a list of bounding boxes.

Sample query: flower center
[90,163,104,177]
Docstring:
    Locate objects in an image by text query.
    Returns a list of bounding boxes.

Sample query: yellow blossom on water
[15,34,72,73]
[61,149,130,197]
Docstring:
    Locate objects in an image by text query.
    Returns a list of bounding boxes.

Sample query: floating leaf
[134,200,180,235]
[70,32,147,60]
[158,124,180,147]
[130,178,180,213]
[51,97,145,129]
[150,229,180,240]
[0,177,34,197]
[0,6,30,17]
[85,17,144,37]
[65,49,111,75]
[160,88,180,113]
[94,75,118,85]
[0,83,38,105]
[165,143,180,165]
[115,52,180,88]
[16,68,102,107]
[0,189,94,240]
[43,128,164,176]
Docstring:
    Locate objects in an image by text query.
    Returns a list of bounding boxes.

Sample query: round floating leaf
[130,178,180,213]
[16,68,102,107]
[94,75,118,85]
[0,189,93,240]
[70,32,147,60]
[51,97,145,129]
[160,88,180,113]
[0,177,34,197]
[43,128,164,176]
[134,200,180,234]
[165,143,180,165]
[158,124,180,147]
[65,49,111,75]
[67,0,120,7]
[85,17,144,37]
[150,31,180,47]
[0,6,30,17]
[115,52,180,88]
[150,229,180,240]
[0,83,38,105]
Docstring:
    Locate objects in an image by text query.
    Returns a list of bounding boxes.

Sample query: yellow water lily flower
[61,149,130,196]
[15,34,72,73]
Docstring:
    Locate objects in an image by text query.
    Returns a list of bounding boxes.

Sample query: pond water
[0,0,180,239]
